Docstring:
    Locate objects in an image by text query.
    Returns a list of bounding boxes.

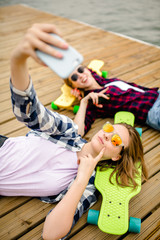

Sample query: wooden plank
[0,4,160,240]
[18,223,43,240]
[144,145,160,178]
[123,208,160,240]
[143,129,160,154]
[0,196,31,218]
[0,199,55,240]
[120,63,160,88]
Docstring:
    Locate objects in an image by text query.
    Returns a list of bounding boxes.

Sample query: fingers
[99,87,108,94]
[77,147,105,173]
[34,23,62,36]
[95,104,103,108]
[74,87,110,106]
[88,92,99,105]
[98,93,110,101]
[94,147,105,163]
[71,88,82,100]
[80,148,105,163]
[32,27,68,49]
[21,23,69,61]
[87,89,110,107]
[99,87,110,98]
[34,35,63,58]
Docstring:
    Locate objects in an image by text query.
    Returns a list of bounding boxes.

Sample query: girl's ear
[111,155,121,161]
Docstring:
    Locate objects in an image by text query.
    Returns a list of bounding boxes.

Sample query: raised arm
[10,23,68,91]
[10,23,74,135]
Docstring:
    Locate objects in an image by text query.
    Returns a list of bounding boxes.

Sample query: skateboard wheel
[129,217,141,233]
[135,127,142,136]
[51,102,59,110]
[73,105,79,114]
[102,71,108,78]
[87,209,99,225]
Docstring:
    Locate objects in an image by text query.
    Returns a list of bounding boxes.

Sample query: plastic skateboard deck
[95,165,141,234]
[114,111,135,126]
[87,59,104,76]
[54,84,75,108]
[88,111,142,234]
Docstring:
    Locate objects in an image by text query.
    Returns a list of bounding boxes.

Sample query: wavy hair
[97,123,148,190]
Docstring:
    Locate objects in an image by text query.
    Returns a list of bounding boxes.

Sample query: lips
[81,77,87,83]
[98,136,104,145]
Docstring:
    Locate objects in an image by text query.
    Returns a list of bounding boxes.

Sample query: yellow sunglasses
[102,122,124,147]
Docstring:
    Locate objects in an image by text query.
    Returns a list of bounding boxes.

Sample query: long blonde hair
[98,123,148,189]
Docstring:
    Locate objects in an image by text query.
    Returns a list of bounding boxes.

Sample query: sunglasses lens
[111,134,123,146]
[103,123,114,133]
[71,74,78,81]
[70,66,85,81]
[77,66,84,73]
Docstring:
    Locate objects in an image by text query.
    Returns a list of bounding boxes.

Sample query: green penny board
[95,166,141,234]
[95,111,141,234]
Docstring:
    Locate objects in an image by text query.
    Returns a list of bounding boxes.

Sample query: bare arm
[10,23,68,91]
[74,89,109,136]
[42,148,105,240]
[74,98,88,136]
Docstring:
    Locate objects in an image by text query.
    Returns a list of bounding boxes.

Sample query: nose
[103,132,112,141]
[78,72,84,78]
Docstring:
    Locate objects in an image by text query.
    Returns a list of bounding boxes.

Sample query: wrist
[80,98,88,106]
[75,173,90,187]
[11,47,28,65]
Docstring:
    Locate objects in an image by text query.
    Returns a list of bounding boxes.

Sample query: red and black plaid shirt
[84,69,159,134]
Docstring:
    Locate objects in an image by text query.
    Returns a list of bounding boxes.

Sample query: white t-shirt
[104,81,145,92]
[0,135,78,196]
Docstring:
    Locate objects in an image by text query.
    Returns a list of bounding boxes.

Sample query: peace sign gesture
[81,87,110,108]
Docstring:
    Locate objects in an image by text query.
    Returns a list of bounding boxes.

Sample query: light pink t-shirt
[0,135,78,196]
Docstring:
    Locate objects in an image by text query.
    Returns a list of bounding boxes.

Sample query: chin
[91,140,102,154]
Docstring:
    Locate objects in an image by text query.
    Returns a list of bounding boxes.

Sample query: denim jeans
[146,91,160,131]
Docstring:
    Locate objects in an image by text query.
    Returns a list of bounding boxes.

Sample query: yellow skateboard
[87,111,142,235]
[51,60,108,113]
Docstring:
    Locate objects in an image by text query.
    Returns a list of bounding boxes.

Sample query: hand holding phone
[36,33,83,79]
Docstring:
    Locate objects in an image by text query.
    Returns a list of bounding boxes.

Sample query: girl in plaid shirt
[66,65,160,136]
[5,23,148,240]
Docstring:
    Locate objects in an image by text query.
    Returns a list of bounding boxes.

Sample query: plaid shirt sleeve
[10,78,87,153]
[10,78,78,135]
[40,170,99,240]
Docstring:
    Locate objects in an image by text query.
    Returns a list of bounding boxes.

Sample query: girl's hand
[11,23,68,65]
[81,87,109,108]
[77,148,105,182]
[71,88,82,100]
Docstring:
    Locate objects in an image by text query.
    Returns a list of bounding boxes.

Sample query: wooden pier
[0,5,160,240]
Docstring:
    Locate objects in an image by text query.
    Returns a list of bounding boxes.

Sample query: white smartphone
[36,33,83,79]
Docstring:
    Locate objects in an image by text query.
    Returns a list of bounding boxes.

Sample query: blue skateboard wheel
[135,127,142,136]
[129,217,141,233]
[87,209,99,225]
